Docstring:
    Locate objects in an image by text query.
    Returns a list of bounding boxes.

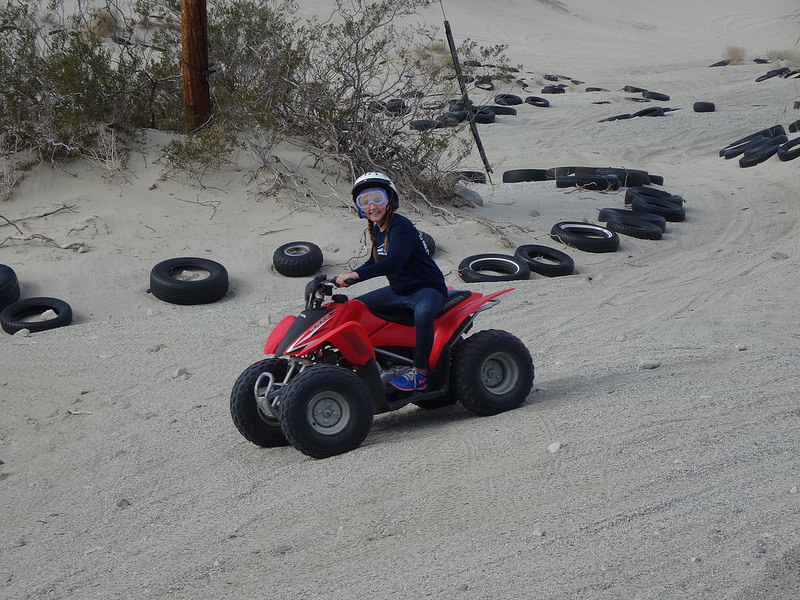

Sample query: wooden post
[181,0,211,132]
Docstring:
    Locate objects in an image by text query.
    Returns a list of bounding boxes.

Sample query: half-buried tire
[273,242,324,277]
[0,264,21,310]
[1,297,72,334]
[150,257,229,305]
[606,216,663,240]
[458,254,530,283]
[549,222,620,253]
[513,244,574,277]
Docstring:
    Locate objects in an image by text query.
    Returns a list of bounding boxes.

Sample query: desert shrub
[0,0,183,197]
[273,0,513,206]
[765,48,800,68]
[0,0,511,208]
[160,125,242,184]
[0,1,182,154]
[724,45,745,65]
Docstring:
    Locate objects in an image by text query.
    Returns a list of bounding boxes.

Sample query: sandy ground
[2,1,800,598]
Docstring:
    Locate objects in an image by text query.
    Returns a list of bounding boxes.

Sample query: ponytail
[367,210,394,261]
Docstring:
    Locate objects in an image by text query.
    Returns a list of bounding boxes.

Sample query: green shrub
[1,0,511,208]
[160,125,241,185]
[0,0,182,159]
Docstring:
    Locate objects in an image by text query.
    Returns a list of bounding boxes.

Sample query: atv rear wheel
[279,365,374,458]
[452,330,534,416]
[230,358,290,447]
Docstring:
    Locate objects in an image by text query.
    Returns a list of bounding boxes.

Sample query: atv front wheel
[452,330,534,416]
[279,365,374,458]
[230,358,291,447]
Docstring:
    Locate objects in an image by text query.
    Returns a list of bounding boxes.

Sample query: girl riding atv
[335,172,446,392]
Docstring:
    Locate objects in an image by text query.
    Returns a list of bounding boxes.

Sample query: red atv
[230,275,534,458]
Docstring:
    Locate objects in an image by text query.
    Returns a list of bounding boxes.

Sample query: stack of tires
[593,185,686,241]
[720,124,800,167]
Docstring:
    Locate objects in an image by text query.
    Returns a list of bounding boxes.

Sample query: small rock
[790,486,797,494]
[41,309,57,320]
[116,498,131,508]
[113,449,127,458]
[531,528,546,537]
[548,442,563,453]
[736,344,747,351]
[771,252,788,260]
[459,584,469,591]
[641,416,654,427]
[691,556,702,563]
[177,269,200,281]
[12,329,30,338]
[172,368,189,380]
[529,208,540,217]
[615,334,627,342]
[147,344,166,353]
[258,316,270,328]
[637,359,661,370]
[273,544,291,554]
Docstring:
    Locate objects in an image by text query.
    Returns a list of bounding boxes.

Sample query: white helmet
[351,172,399,216]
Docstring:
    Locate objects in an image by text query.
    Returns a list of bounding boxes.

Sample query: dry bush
[89,8,117,38]
[0,0,183,196]
[766,49,800,68]
[724,45,746,65]
[278,0,510,208]
[1,0,510,211]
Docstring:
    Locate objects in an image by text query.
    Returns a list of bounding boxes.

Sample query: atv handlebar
[305,275,357,310]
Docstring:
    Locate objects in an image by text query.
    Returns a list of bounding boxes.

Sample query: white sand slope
[1,1,799,599]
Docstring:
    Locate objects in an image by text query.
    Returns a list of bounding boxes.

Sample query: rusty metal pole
[181,0,211,132]
[443,19,492,181]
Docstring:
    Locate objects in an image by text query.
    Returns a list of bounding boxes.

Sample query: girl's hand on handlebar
[335,272,359,287]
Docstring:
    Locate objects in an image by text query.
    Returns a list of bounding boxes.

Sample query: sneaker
[389,368,427,391]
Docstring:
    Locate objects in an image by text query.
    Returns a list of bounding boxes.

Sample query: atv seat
[366,289,472,326]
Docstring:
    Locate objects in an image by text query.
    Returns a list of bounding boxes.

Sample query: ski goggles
[355,188,389,210]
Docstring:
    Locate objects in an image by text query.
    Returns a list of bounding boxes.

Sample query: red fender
[427,288,513,367]
[316,321,376,366]
[282,319,375,366]
[264,315,296,355]
[446,288,512,323]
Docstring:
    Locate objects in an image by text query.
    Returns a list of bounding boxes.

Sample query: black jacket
[354,214,446,297]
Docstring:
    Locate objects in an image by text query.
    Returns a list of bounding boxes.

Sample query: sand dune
[2,1,799,598]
